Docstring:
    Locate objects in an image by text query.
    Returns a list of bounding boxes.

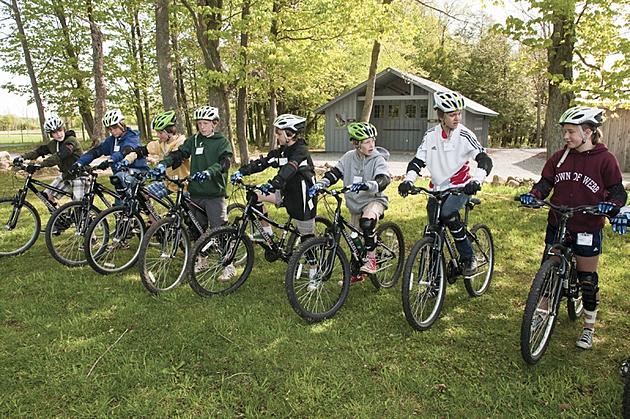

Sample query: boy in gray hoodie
[309,122,391,282]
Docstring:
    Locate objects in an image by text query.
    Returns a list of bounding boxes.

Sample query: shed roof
[314,67,499,117]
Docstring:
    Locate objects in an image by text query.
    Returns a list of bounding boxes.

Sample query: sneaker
[307,266,319,292]
[576,328,594,350]
[360,254,377,274]
[462,258,478,276]
[194,256,209,274]
[218,263,236,282]
[338,274,364,287]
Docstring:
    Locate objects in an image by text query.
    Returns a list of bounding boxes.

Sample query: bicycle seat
[466,198,481,209]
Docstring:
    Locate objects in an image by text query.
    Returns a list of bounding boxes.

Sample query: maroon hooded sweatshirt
[532,143,624,232]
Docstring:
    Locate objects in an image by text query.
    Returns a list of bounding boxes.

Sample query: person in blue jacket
[70,109,148,194]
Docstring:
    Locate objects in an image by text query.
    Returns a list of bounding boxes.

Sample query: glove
[191,170,211,183]
[519,193,537,206]
[230,171,243,185]
[112,159,129,172]
[463,181,481,195]
[258,182,274,195]
[350,182,369,193]
[611,213,629,235]
[69,162,82,176]
[96,160,111,170]
[25,164,38,174]
[398,180,413,197]
[308,182,325,198]
[149,163,166,179]
[12,156,24,166]
[597,201,619,216]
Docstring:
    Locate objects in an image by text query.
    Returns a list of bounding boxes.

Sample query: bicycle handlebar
[407,185,466,197]
[514,196,606,218]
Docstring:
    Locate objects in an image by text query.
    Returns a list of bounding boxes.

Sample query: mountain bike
[188,179,332,298]
[622,357,630,419]
[401,186,494,331]
[137,174,243,295]
[285,186,405,323]
[83,169,170,275]
[0,162,73,257]
[44,165,120,266]
[518,199,604,364]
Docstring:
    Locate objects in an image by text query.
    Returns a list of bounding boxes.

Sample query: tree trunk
[52,2,95,142]
[235,0,250,165]
[9,0,47,141]
[268,90,277,149]
[87,0,106,143]
[543,3,575,158]
[134,11,152,141]
[171,27,192,135]
[155,0,185,133]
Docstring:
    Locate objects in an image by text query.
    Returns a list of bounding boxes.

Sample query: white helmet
[559,106,604,126]
[193,105,220,121]
[273,114,306,132]
[433,91,465,113]
[44,115,64,133]
[102,109,124,128]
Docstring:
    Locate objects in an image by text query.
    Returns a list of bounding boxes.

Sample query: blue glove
[611,213,629,235]
[350,182,369,193]
[597,201,618,216]
[191,170,211,183]
[149,163,166,179]
[230,171,243,185]
[519,193,537,206]
[258,182,274,195]
[463,180,481,195]
[308,182,325,198]
[112,159,129,172]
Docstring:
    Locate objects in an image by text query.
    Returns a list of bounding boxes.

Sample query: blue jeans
[426,193,473,261]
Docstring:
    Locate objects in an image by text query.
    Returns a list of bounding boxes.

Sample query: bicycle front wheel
[84,206,145,275]
[138,217,190,294]
[285,236,350,322]
[0,198,41,257]
[401,237,446,331]
[520,258,563,364]
[45,201,102,266]
[464,224,494,297]
[284,215,333,255]
[188,226,254,297]
[368,221,405,289]
[623,375,630,419]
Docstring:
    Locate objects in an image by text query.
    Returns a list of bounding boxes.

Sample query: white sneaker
[194,256,209,274]
[218,263,236,282]
[576,328,593,349]
[307,266,319,292]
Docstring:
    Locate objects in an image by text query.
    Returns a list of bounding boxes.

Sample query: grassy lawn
[0,171,628,417]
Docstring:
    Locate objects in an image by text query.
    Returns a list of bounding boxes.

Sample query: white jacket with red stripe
[405,124,486,190]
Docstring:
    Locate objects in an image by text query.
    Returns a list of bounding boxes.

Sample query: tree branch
[575,0,590,27]
[574,49,599,71]
[412,0,468,23]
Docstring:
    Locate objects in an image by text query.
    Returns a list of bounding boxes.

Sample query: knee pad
[578,271,599,311]
[359,217,377,251]
[296,218,315,236]
[441,212,465,240]
[253,201,266,214]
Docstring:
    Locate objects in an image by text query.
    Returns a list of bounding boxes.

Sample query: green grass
[0,173,629,417]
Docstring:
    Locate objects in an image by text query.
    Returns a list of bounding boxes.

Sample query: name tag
[576,233,593,246]
[353,176,363,184]
[443,142,455,151]
[113,145,120,152]
[278,157,288,165]
[195,147,204,155]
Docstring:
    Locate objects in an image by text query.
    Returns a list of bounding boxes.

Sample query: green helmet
[151,110,177,131]
[347,122,377,142]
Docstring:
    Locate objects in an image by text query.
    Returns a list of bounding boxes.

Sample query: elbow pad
[532,178,553,199]
[323,167,343,186]
[57,143,74,160]
[406,157,425,175]
[219,152,231,173]
[133,146,150,158]
[374,174,391,192]
[169,150,185,167]
[608,183,628,206]
[475,152,493,175]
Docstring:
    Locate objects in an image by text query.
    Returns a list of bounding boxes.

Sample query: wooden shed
[601,108,630,172]
[314,67,499,152]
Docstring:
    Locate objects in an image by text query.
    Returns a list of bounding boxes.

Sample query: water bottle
[350,231,364,253]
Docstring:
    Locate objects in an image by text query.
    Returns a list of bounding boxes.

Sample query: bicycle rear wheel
[45,201,103,266]
[401,237,446,331]
[84,206,145,275]
[138,217,190,294]
[368,221,404,289]
[520,258,563,364]
[188,225,254,297]
[0,198,41,257]
[464,224,494,297]
[285,236,350,322]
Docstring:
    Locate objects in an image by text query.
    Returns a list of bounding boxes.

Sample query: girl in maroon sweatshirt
[520,106,627,350]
